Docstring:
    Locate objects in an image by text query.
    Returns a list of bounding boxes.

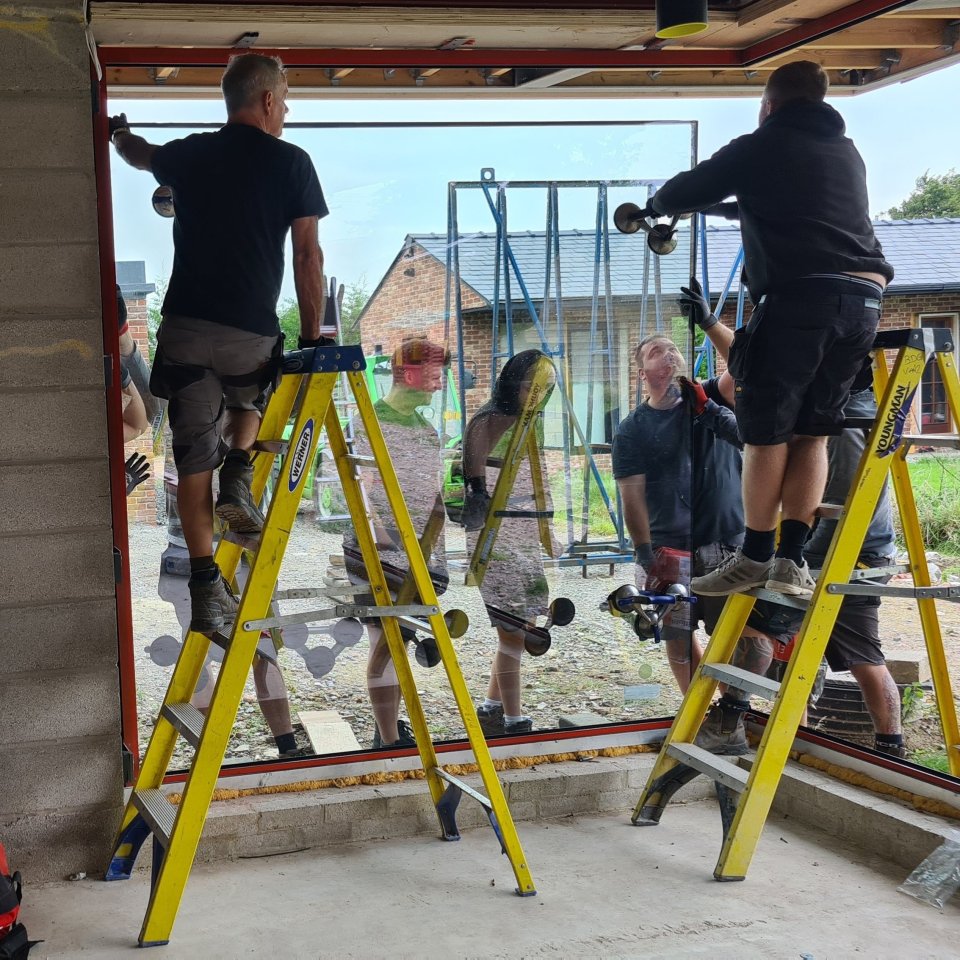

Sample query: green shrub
[899,456,960,554]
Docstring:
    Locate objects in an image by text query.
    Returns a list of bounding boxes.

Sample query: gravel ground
[127,516,960,770]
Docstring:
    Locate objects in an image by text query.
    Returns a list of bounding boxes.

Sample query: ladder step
[347,454,376,466]
[161,702,206,748]
[252,439,288,454]
[222,529,261,551]
[815,503,844,520]
[744,586,810,611]
[903,434,960,449]
[666,743,749,793]
[132,789,176,848]
[702,664,781,700]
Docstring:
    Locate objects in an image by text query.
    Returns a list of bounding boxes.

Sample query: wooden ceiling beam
[805,18,944,47]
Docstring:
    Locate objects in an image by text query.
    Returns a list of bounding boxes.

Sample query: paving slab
[22,803,958,959]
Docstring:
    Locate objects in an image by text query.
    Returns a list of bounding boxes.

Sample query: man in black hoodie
[646,60,894,601]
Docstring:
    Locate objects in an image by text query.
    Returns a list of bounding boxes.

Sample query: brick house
[116,260,157,523]
[360,219,960,440]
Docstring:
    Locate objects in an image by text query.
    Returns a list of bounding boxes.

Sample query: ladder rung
[161,702,205,748]
[222,530,261,551]
[347,454,376,466]
[132,789,176,848]
[252,439,288,454]
[702,664,780,700]
[903,434,960,449]
[665,744,749,793]
[815,503,844,520]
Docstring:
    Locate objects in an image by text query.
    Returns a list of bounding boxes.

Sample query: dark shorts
[661,542,737,644]
[824,596,885,672]
[152,315,280,475]
[728,277,882,446]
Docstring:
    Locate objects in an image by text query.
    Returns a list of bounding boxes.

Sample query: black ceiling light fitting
[655,0,709,40]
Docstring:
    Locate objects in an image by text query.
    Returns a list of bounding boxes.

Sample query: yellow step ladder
[106,344,536,946]
[632,326,960,881]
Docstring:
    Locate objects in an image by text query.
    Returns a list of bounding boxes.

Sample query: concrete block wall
[0,2,124,880]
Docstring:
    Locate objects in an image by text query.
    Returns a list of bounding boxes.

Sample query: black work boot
[188,570,239,635]
[215,451,265,535]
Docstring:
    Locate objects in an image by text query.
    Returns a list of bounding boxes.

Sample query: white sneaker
[766,557,817,599]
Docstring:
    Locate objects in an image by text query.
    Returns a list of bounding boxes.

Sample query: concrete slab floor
[24,802,957,960]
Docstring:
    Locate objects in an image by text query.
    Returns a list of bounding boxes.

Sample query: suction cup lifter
[601,584,696,644]
[612,202,691,256]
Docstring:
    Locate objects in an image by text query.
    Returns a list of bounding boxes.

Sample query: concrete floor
[24,802,957,960]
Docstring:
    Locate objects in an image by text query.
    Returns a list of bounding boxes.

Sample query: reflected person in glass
[463,350,557,736]
[343,337,451,749]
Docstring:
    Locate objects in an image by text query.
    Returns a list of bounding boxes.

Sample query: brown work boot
[695,702,749,756]
[215,451,265,535]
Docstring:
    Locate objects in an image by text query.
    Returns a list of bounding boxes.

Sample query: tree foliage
[277,276,369,346]
[146,277,167,361]
[887,170,960,220]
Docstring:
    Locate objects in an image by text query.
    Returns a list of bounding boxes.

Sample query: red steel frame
[93,65,141,775]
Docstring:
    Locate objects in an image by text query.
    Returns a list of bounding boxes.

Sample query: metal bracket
[827,582,960,602]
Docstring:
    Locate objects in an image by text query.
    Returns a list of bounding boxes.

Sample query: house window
[917,313,959,435]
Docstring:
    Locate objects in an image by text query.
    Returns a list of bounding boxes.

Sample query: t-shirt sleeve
[287,148,329,222]
[151,135,193,187]
[612,416,646,480]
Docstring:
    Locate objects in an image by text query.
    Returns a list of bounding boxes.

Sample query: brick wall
[123,296,159,524]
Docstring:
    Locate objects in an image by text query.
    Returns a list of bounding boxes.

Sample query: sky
[108,61,960,305]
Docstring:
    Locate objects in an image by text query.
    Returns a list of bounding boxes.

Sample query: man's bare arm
[111,131,157,173]
[291,216,326,342]
[617,475,651,548]
[705,320,734,361]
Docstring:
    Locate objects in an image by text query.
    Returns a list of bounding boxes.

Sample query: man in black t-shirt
[110,54,329,635]
[612,334,744,692]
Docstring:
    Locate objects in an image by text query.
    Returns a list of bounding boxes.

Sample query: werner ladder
[106,344,536,947]
[632,326,960,881]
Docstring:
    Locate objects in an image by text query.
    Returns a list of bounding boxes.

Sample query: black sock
[189,556,218,581]
[275,732,297,754]
[775,520,812,564]
[223,448,251,466]
[742,527,776,563]
[875,733,904,748]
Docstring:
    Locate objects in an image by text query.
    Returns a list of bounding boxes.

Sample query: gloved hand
[109,113,130,143]
[679,277,718,332]
[125,453,150,495]
[677,376,709,417]
[461,477,491,531]
[634,542,654,590]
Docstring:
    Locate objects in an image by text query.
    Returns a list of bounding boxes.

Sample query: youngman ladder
[632,326,960,880]
[106,344,536,947]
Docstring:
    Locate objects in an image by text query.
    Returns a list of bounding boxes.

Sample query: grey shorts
[152,315,280,475]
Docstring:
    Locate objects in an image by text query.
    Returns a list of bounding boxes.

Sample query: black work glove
[461,476,491,531]
[125,453,150,495]
[298,335,336,349]
[679,276,718,332]
[634,542,654,590]
[109,113,130,143]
